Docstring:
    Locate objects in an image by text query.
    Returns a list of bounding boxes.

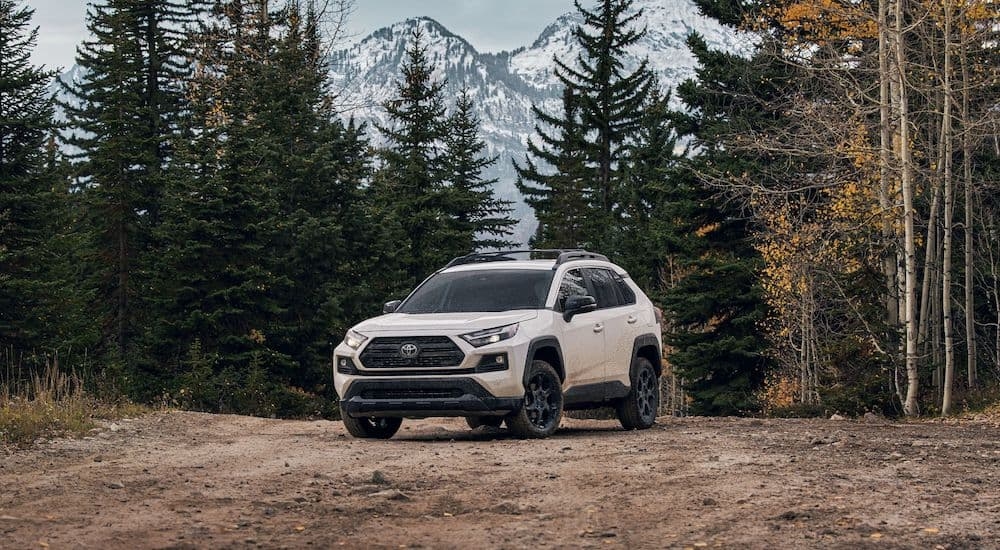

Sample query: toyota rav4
[333,249,663,439]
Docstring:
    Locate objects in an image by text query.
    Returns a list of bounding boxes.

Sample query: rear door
[555,268,606,388]
[583,268,638,392]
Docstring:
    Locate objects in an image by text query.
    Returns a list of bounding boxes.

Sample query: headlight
[460,323,519,347]
[344,330,368,350]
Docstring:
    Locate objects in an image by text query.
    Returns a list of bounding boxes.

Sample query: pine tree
[515,87,591,248]
[613,87,687,297]
[517,0,655,250]
[0,0,59,354]
[58,0,194,371]
[665,20,780,415]
[261,2,374,399]
[150,0,294,409]
[568,0,654,220]
[374,27,453,284]
[441,88,516,251]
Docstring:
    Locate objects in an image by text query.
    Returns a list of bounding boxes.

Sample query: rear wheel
[506,360,563,438]
[466,416,504,430]
[616,357,659,430]
[341,407,402,439]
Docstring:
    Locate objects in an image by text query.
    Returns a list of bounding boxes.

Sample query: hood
[353,310,539,334]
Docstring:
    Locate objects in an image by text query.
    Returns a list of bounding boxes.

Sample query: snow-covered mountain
[509,0,744,91]
[330,0,745,244]
[51,0,745,245]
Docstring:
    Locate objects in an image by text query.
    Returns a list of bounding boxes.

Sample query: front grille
[359,388,464,400]
[360,336,465,369]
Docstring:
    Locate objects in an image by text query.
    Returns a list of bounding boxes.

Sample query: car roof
[440,259,628,276]
[441,260,556,273]
[444,249,608,267]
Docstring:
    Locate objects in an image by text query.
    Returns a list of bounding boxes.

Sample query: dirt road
[2,412,998,549]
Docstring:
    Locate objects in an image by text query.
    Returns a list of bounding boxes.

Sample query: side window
[584,268,623,309]
[556,269,587,311]
[612,272,636,305]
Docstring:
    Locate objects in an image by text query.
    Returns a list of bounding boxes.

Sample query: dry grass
[960,400,1000,422]
[1,355,147,449]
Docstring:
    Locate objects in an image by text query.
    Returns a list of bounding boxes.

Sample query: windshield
[398,269,554,313]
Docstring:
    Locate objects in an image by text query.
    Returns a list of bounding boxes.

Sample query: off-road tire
[466,416,504,430]
[616,357,659,430]
[341,407,403,439]
[506,360,563,438]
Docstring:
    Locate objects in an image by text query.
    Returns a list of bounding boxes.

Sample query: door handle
[593,323,604,333]
[627,315,638,324]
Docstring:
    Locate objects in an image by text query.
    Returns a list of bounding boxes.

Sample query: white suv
[333,250,663,439]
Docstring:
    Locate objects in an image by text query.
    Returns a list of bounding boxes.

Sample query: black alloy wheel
[341,408,403,439]
[616,357,659,430]
[506,360,563,438]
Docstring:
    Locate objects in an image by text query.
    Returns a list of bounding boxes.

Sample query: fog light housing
[475,353,509,373]
[336,356,359,375]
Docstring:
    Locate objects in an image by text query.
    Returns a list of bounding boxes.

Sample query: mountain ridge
[51,0,746,245]
[329,0,744,243]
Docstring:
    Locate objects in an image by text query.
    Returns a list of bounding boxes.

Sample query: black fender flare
[630,333,662,380]
[524,336,565,384]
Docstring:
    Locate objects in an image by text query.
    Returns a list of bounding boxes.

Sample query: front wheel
[616,357,659,430]
[341,407,402,439]
[506,360,563,438]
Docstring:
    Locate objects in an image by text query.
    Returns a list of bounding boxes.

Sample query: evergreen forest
[2,0,998,419]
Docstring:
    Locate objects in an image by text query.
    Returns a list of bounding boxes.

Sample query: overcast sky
[25,0,575,71]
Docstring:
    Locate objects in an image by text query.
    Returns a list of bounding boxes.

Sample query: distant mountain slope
[52,0,746,246]
[329,0,745,244]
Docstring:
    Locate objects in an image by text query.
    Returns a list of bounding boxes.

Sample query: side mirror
[383,300,402,314]
[563,295,597,322]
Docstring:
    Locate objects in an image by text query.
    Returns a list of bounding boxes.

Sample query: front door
[555,268,606,388]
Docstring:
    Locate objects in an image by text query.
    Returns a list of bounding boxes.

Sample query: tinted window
[613,272,636,305]
[585,268,623,309]
[398,269,554,313]
[556,269,587,311]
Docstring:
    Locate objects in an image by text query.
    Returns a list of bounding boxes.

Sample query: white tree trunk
[879,0,906,406]
[941,0,956,415]
[892,0,920,416]
[959,30,977,390]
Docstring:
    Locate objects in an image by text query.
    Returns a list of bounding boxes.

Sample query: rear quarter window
[613,272,636,305]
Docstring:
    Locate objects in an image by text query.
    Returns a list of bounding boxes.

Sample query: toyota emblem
[399,343,420,357]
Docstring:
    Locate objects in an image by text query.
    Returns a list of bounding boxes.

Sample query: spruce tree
[517,0,654,250]
[515,87,591,248]
[666,23,779,415]
[0,0,58,354]
[568,0,654,219]
[151,0,294,411]
[441,88,517,251]
[374,28,452,284]
[261,2,374,401]
[613,87,687,296]
[59,0,194,371]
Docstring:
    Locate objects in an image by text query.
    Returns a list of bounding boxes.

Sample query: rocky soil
[2,411,998,549]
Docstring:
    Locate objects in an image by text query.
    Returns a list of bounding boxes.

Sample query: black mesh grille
[359,388,464,400]
[359,336,465,369]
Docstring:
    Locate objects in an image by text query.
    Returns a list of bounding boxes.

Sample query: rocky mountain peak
[53,0,746,245]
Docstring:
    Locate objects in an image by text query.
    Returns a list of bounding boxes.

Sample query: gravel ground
[2,411,999,549]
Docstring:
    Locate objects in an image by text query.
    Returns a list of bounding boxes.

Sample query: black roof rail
[554,250,609,266]
[444,249,609,269]
[443,250,532,268]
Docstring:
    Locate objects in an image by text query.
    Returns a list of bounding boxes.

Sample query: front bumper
[340,377,522,418]
[333,333,531,403]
